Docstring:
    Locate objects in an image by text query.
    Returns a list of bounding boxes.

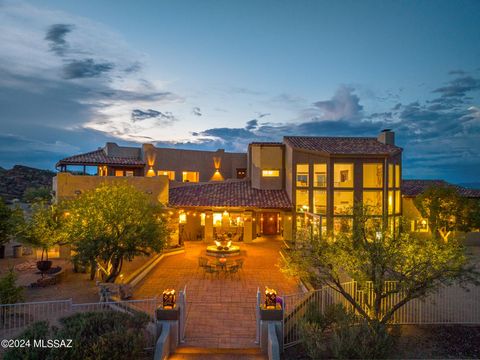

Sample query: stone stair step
[168,346,266,359]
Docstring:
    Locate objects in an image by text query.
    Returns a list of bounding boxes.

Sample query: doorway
[262,212,278,235]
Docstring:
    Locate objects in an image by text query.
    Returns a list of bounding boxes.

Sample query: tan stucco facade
[53,172,169,205]
[249,144,284,190]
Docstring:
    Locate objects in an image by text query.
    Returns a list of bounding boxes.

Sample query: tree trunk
[105,256,123,283]
[89,260,97,280]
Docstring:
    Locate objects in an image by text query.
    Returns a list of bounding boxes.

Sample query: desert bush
[4,311,150,360]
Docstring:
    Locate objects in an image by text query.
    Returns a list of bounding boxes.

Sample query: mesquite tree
[63,183,169,282]
[283,206,479,325]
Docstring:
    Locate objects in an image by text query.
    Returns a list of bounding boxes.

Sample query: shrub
[300,304,396,359]
[4,311,150,360]
[0,269,24,305]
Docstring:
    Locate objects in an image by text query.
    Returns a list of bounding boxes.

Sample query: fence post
[255,287,261,344]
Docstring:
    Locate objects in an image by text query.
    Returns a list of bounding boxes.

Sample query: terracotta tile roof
[402,179,480,198]
[284,136,402,155]
[169,180,293,209]
[249,142,284,146]
[56,149,145,167]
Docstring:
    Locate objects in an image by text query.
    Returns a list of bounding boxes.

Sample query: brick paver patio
[134,237,300,348]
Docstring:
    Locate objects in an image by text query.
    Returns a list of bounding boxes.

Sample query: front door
[262,212,278,235]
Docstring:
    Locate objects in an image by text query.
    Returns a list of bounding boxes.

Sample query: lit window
[334,163,354,188]
[388,164,394,188]
[296,164,309,187]
[296,189,309,212]
[213,213,222,227]
[395,190,401,214]
[200,213,205,226]
[314,163,327,187]
[388,191,394,215]
[115,170,124,177]
[411,219,428,232]
[125,171,134,177]
[179,213,187,224]
[313,190,327,215]
[182,171,199,182]
[158,170,175,180]
[363,163,383,188]
[363,191,383,215]
[262,169,280,177]
[334,191,353,215]
[395,165,401,188]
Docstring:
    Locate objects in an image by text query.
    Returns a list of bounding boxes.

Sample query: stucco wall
[142,145,247,182]
[250,145,284,190]
[53,172,169,205]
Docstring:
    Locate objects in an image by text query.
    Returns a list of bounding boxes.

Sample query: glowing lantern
[162,289,176,309]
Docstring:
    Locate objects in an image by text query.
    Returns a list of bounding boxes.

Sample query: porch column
[243,211,253,242]
[204,210,213,242]
[283,212,293,241]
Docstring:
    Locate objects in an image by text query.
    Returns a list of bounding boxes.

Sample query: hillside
[0,165,55,202]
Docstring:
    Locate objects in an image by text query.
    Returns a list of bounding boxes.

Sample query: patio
[133,237,300,348]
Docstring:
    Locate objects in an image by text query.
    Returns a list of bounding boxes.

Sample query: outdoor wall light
[265,286,277,309]
[162,289,176,309]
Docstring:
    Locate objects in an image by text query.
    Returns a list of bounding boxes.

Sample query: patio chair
[235,258,244,271]
[225,264,240,278]
[198,257,209,268]
[204,264,220,278]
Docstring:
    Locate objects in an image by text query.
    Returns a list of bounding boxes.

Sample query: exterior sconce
[265,287,277,309]
[162,289,176,309]
[179,213,187,224]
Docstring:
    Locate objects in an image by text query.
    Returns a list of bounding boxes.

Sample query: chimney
[377,129,395,145]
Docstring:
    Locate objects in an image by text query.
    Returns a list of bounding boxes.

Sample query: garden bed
[282,324,480,359]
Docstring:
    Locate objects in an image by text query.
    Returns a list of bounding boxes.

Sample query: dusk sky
[0,0,479,184]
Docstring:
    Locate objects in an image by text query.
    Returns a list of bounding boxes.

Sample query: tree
[23,186,52,204]
[413,185,470,242]
[283,206,479,326]
[19,202,65,262]
[0,269,24,305]
[0,197,22,248]
[63,183,169,282]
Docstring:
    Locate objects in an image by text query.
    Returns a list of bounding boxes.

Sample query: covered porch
[175,207,293,243]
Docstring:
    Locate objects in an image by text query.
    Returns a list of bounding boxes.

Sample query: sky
[0,0,479,184]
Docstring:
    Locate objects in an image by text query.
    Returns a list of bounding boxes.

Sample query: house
[54,129,408,244]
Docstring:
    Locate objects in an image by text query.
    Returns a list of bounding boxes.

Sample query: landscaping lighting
[162,289,176,309]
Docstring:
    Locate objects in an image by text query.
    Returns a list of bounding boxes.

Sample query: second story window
[182,171,199,182]
[296,164,309,187]
[363,163,383,188]
[158,170,175,180]
[334,163,354,188]
[262,169,280,177]
[314,163,327,187]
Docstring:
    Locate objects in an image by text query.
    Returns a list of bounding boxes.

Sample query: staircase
[168,347,266,359]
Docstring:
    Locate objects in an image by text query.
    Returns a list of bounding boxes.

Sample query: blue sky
[0,0,479,183]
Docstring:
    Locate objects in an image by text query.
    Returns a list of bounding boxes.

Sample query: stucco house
[53,129,479,247]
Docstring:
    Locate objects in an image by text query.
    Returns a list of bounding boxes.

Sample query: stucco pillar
[282,212,293,241]
[205,210,213,242]
[243,211,253,242]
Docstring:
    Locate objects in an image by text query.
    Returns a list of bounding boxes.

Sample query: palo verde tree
[413,185,474,242]
[283,205,479,326]
[18,202,66,262]
[63,183,169,282]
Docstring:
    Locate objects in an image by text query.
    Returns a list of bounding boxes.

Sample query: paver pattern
[134,237,300,348]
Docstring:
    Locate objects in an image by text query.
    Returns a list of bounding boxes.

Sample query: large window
[314,163,327,187]
[296,189,309,212]
[363,163,383,188]
[182,171,199,182]
[388,164,394,188]
[395,190,401,214]
[334,163,354,188]
[363,191,383,215]
[213,213,222,227]
[313,190,327,215]
[262,169,280,177]
[296,164,309,187]
[334,191,353,215]
[334,218,353,235]
[158,170,175,180]
[388,191,394,215]
[395,165,401,188]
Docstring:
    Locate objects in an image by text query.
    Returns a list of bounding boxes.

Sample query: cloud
[45,23,74,56]
[311,86,363,121]
[62,58,114,79]
[131,109,177,125]
[192,107,202,116]
[245,119,258,130]
[433,76,480,98]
